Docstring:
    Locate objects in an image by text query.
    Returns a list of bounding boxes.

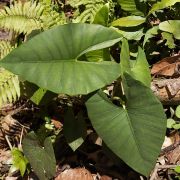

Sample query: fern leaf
[0,69,20,108]
[68,0,114,23]
[0,2,43,34]
[0,40,16,59]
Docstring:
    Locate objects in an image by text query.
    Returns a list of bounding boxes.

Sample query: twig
[160,141,180,156]
[5,135,13,150]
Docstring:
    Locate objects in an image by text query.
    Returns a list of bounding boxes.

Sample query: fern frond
[68,0,114,23]
[0,69,20,108]
[0,1,66,34]
[41,5,66,29]
[0,40,16,59]
[0,2,44,34]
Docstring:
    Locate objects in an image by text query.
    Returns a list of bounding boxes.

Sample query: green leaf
[167,118,176,128]
[64,109,86,151]
[93,3,109,26]
[117,0,144,16]
[117,29,144,41]
[174,166,180,173]
[173,123,180,130]
[161,32,176,49]
[11,148,29,177]
[86,74,166,176]
[148,0,180,15]
[143,26,159,47]
[0,23,122,95]
[120,38,131,75]
[30,88,47,105]
[111,16,146,27]
[175,105,180,118]
[22,132,56,180]
[159,20,180,40]
[131,47,151,87]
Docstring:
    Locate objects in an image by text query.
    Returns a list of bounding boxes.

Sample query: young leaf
[64,109,86,151]
[86,74,166,176]
[161,32,176,49]
[167,118,176,128]
[11,148,29,177]
[22,132,56,180]
[111,16,146,27]
[0,24,122,95]
[159,20,180,40]
[131,47,151,87]
[175,105,180,118]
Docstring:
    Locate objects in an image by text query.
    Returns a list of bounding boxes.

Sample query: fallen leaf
[55,168,93,180]
[166,146,180,164]
[151,54,180,76]
[51,119,63,129]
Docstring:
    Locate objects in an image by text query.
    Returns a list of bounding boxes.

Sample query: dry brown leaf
[166,146,180,164]
[55,168,93,180]
[51,119,63,129]
[151,54,180,76]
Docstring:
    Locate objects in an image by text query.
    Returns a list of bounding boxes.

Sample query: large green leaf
[159,20,180,40]
[0,23,122,95]
[22,132,56,180]
[148,0,180,15]
[111,16,146,27]
[86,73,166,176]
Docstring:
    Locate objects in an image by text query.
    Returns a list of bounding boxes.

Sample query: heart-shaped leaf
[86,73,166,175]
[0,23,122,95]
[22,132,56,180]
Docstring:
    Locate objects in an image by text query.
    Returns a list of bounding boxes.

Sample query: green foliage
[86,74,166,176]
[117,0,145,16]
[93,3,109,26]
[111,16,146,27]
[68,0,113,23]
[11,148,29,177]
[167,106,180,130]
[161,32,175,49]
[1,0,178,177]
[0,68,20,108]
[148,0,180,15]
[0,40,16,59]
[0,1,66,34]
[159,20,180,40]
[0,23,122,95]
[22,132,56,180]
